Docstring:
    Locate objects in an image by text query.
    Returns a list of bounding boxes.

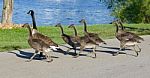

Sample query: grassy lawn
[0,24,150,52]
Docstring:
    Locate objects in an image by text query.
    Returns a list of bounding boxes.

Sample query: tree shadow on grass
[125,26,150,32]
[124,26,150,35]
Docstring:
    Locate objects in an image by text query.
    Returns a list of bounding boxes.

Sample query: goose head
[117,19,125,30]
[22,23,30,28]
[113,20,122,29]
[79,19,86,23]
[113,20,124,34]
[55,23,62,27]
[27,10,34,16]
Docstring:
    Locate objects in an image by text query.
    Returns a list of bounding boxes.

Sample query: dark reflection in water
[0,0,114,26]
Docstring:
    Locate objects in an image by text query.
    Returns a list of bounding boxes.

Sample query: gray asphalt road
[0,35,150,78]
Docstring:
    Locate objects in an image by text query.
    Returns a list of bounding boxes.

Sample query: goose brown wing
[116,31,144,42]
[32,33,58,47]
[28,38,49,51]
[126,32,144,41]
[85,33,105,44]
[85,32,98,37]
[79,35,97,45]
[62,34,79,46]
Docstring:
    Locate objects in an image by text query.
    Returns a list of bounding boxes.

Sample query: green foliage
[101,0,150,23]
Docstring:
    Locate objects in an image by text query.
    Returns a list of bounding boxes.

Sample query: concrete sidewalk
[0,35,150,78]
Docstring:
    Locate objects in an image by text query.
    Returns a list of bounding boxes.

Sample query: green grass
[0,24,150,52]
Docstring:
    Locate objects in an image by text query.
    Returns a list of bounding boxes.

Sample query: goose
[27,10,64,54]
[22,23,53,62]
[27,10,43,57]
[68,24,98,58]
[113,20,144,56]
[79,19,106,46]
[55,23,79,55]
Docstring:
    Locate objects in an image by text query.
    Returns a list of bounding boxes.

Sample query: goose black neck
[115,24,119,32]
[73,26,77,36]
[83,21,87,32]
[31,13,37,30]
[119,22,124,30]
[27,25,32,37]
[59,26,64,35]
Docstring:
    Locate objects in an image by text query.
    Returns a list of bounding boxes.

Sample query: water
[0,0,114,26]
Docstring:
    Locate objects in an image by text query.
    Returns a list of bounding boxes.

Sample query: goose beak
[79,20,81,23]
[27,10,31,14]
[22,23,29,27]
[55,23,61,27]
[27,10,34,15]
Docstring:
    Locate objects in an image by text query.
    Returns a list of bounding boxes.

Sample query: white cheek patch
[50,46,60,51]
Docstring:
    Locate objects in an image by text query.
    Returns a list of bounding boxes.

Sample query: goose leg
[26,50,38,62]
[87,46,96,58]
[44,51,53,63]
[66,48,71,52]
[92,46,96,58]
[113,49,121,56]
[133,46,139,57]
[113,43,124,56]
[73,46,84,58]
[65,48,73,55]
[39,52,44,58]
[74,47,77,55]
[66,47,73,53]
[136,45,141,52]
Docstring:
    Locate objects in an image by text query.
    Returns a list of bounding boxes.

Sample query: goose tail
[49,46,65,54]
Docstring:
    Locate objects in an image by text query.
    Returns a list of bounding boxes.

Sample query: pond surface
[0,0,114,26]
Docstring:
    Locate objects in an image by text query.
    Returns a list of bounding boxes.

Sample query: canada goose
[55,23,79,55]
[27,10,43,57]
[79,19,106,46]
[27,10,63,54]
[68,24,97,58]
[113,20,144,56]
[22,23,53,62]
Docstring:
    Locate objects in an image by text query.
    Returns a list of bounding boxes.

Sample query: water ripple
[0,0,114,26]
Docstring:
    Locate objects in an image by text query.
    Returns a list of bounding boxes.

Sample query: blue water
[0,0,114,26]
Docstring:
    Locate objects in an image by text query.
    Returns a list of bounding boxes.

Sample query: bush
[101,0,150,23]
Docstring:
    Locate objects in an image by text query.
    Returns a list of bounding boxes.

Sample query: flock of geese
[22,10,144,63]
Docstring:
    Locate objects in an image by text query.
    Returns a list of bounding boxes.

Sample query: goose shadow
[57,45,134,56]
[96,47,137,57]
[81,49,126,55]
[60,44,127,56]
[125,26,150,32]
[59,44,87,56]
[8,49,59,60]
[99,46,132,51]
